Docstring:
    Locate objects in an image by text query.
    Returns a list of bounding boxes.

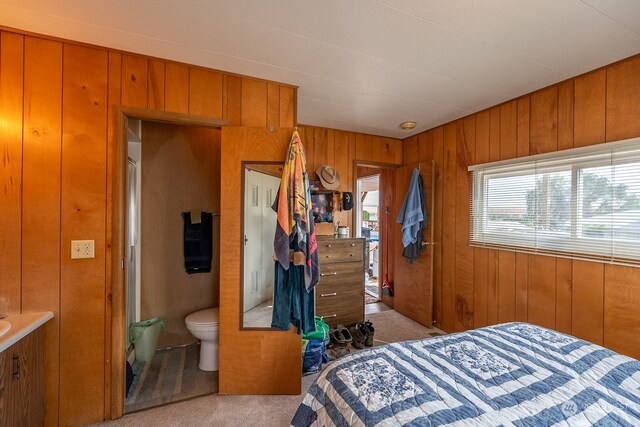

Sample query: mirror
[242,162,283,328]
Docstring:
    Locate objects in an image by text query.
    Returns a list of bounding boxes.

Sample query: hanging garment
[271,130,319,334]
[182,211,213,274]
[396,168,424,246]
[401,171,427,263]
[272,130,320,291]
[271,263,316,334]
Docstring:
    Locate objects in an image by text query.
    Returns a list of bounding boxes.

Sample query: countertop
[0,311,53,353]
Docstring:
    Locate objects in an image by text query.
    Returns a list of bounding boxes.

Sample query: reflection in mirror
[242,163,283,328]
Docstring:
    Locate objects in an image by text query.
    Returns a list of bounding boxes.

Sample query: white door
[260,174,280,302]
[243,168,263,311]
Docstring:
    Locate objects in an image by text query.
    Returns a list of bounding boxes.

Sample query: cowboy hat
[316,165,340,190]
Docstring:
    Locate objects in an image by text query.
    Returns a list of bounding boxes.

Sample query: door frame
[110,106,226,419]
[352,161,398,306]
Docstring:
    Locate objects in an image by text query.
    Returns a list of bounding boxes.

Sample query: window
[469,138,640,265]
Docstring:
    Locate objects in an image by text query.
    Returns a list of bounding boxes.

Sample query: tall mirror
[242,162,283,328]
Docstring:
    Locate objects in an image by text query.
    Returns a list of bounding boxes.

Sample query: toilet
[185,307,220,371]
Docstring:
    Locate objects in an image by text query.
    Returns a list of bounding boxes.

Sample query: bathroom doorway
[117,111,224,415]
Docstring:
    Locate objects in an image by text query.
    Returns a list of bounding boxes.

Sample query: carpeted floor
[95,307,445,427]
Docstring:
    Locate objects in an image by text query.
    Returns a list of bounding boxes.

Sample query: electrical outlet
[71,240,95,259]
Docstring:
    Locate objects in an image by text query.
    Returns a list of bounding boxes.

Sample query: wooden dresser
[315,236,365,328]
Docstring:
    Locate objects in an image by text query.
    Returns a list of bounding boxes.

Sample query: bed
[292,322,640,426]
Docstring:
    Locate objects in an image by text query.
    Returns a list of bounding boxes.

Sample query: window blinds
[469,137,640,266]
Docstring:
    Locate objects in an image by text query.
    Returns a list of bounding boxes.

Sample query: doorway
[111,108,226,419]
[356,174,381,303]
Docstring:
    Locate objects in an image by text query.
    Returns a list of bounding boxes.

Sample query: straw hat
[316,165,340,190]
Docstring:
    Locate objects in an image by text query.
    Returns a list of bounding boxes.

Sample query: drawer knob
[327,244,332,248]
[351,243,355,246]
[322,314,337,318]
[321,272,338,277]
[350,253,354,257]
[320,292,337,297]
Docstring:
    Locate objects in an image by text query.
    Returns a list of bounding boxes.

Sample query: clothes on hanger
[396,168,428,263]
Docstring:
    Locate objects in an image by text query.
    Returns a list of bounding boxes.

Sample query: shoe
[349,323,367,349]
[330,327,351,346]
[325,345,350,360]
[363,320,375,347]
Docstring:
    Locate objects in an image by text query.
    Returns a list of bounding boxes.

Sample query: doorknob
[421,241,433,247]
[244,235,248,245]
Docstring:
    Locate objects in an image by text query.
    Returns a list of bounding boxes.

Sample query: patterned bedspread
[291,323,640,426]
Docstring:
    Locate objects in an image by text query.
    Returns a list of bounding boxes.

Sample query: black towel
[182,211,213,274]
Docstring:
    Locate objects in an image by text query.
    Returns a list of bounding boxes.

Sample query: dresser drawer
[319,261,364,283]
[317,239,364,263]
[316,274,363,297]
[316,287,364,328]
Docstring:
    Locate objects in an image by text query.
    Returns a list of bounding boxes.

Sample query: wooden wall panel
[404,135,418,162]
[486,249,498,325]
[147,59,165,110]
[279,86,295,128]
[454,118,474,331]
[527,255,556,329]
[432,127,444,327]
[0,31,23,315]
[60,43,108,425]
[516,97,530,158]
[514,253,528,322]
[606,56,640,142]
[241,78,267,127]
[489,106,501,161]
[572,261,603,344]
[165,63,189,113]
[441,123,457,331]
[604,264,640,359]
[121,55,148,108]
[497,251,516,323]
[267,83,280,130]
[530,86,558,154]
[21,36,62,427]
[499,101,517,160]
[555,258,572,334]
[223,75,242,125]
[105,50,122,419]
[371,135,382,163]
[381,137,396,164]
[189,68,223,118]
[557,80,574,150]
[574,69,606,147]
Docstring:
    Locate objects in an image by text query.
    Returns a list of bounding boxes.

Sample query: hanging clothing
[272,130,320,291]
[271,130,319,334]
[402,171,427,263]
[182,211,213,274]
[271,263,316,334]
[397,168,425,246]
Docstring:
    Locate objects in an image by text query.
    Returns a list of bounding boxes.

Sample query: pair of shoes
[363,320,375,347]
[349,323,368,349]
[330,325,352,345]
[327,325,352,360]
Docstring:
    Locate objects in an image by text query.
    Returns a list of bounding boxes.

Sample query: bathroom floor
[125,343,217,413]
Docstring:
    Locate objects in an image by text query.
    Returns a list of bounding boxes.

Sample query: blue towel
[396,168,424,247]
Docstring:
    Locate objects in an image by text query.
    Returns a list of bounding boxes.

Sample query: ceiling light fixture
[399,121,416,130]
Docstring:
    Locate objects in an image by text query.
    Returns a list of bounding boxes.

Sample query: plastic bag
[302,316,330,342]
[129,317,166,343]
[302,339,327,376]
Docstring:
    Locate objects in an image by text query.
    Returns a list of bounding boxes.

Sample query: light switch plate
[71,240,95,259]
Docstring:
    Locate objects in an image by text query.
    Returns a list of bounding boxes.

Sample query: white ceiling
[2,1,640,138]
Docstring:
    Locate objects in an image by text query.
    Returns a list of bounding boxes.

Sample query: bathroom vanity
[315,236,366,328]
[0,311,53,427]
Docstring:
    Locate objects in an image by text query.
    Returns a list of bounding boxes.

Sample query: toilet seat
[185,307,220,327]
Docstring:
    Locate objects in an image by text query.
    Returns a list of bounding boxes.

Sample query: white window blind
[469,137,640,266]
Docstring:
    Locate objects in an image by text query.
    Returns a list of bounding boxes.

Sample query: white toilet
[185,307,220,371]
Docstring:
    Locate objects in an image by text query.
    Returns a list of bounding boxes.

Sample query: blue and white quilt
[292,322,640,426]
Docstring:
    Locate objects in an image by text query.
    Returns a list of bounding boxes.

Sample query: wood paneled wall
[0,28,296,426]
[403,55,640,359]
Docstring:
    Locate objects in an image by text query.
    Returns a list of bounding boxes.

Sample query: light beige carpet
[94,308,445,427]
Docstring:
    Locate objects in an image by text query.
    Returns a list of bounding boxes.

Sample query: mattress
[292,322,640,426]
